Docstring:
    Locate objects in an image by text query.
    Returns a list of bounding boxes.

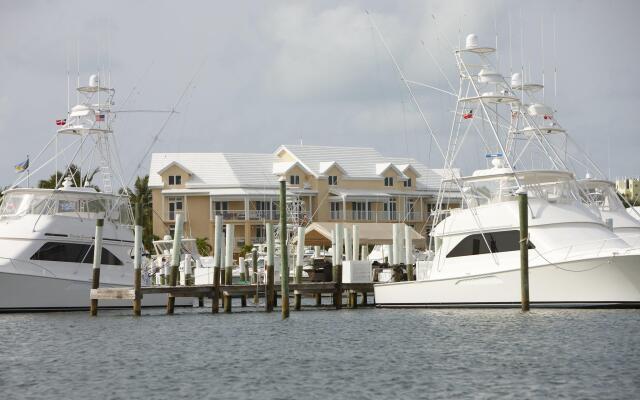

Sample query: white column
[352,225,360,261]
[314,245,320,258]
[334,223,343,263]
[361,244,368,261]
[296,226,305,267]
[213,215,223,268]
[266,222,274,266]
[244,198,250,221]
[397,223,405,265]
[344,226,352,261]
[392,223,400,265]
[225,224,234,267]
[404,224,413,265]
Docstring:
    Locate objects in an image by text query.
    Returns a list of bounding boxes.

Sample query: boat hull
[374,254,640,308]
[0,271,188,312]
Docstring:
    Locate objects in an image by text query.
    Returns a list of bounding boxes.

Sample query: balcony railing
[327,211,430,222]
[165,210,185,221]
[247,210,281,221]
[212,210,246,221]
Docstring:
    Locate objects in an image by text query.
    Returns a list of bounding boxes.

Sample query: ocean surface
[1,300,639,399]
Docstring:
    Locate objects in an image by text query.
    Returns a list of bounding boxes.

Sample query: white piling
[404,224,413,265]
[334,223,343,263]
[361,245,368,261]
[314,245,320,258]
[213,215,223,268]
[296,226,305,267]
[392,223,400,265]
[398,223,406,265]
[225,224,234,268]
[344,226,352,261]
[266,223,274,266]
[352,225,360,261]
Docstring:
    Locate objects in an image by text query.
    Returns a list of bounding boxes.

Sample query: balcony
[247,210,281,221]
[212,210,247,221]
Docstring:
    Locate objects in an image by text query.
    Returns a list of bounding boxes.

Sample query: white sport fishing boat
[0,75,170,311]
[373,33,640,307]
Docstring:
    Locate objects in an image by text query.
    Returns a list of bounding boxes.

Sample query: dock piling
[266,222,275,312]
[294,226,305,311]
[133,203,143,316]
[89,218,104,316]
[279,177,290,319]
[518,188,530,312]
[166,213,184,315]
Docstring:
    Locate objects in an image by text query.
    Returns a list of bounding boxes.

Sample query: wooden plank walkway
[90,281,374,315]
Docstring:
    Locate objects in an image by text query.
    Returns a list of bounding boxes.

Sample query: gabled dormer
[319,161,347,186]
[396,164,421,189]
[272,161,313,188]
[157,161,193,188]
[376,163,405,188]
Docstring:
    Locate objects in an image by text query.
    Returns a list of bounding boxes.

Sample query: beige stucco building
[616,177,640,205]
[149,145,459,251]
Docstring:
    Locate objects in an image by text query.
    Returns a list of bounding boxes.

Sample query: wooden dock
[90,280,374,315]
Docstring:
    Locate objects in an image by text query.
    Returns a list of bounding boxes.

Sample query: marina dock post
[89,218,104,316]
[334,223,343,309]
[224,224,234,313]
[517,188,530,311]
[239,256,247,307]
[166,213,184,315]
[405,224,414,281]
[344,226,353,261]
[294,226,305,311]
[279,177,290,319]
[352,225,359,262]
[133,204,143,316]
[266,222,275,312]
[251,249,259,304]
[211,215,223,313]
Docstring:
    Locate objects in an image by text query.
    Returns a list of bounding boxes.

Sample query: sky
[1,0,639,190]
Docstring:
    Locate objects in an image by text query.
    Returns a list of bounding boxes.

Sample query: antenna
[508,9,513,75]
[76,41,80,104]
[541,15,545,102]
[553,13,558,105]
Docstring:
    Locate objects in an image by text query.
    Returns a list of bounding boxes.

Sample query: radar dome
[89,74,99,87]
[466,34,479,49]
[511,72,522,87]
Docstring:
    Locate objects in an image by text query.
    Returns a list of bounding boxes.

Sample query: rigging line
[420,39,455,92]
[405,80,456,97]
[365,11,447,161]
[10,137,81,189]
[553,13,558,104]
[508,8,513,75]
[541,15,545,102]
[125,56,208,188]
[117,60,156,112]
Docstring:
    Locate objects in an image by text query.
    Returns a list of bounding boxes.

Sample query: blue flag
[14,158,29,173]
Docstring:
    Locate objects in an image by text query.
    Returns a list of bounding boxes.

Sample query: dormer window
[290,175,300,185]
[168,175,182,185]
[384,177,394,187]
[328,176,338,186]
[404,178,412,188]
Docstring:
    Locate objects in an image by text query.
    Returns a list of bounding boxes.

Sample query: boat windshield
[580,183,625,212]
[460,175,583,208]
[0,191,132,225]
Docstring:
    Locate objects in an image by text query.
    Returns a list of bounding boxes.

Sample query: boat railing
[531,234,639,264]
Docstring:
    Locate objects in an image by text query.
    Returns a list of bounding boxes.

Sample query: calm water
[1,302,639,399]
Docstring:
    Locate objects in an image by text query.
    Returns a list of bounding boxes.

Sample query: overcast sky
[1,0,639,189]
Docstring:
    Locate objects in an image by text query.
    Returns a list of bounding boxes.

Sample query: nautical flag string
[14,157,29,173]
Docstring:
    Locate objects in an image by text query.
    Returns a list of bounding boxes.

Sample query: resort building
[616,177,640,205]
[149,145,459,251]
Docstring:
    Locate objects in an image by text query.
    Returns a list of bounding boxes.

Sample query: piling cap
[466,33,479,49]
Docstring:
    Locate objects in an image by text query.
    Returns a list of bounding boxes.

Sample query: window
[255,225,266,242]
[446,230,535,258]
[167,196,183,220]
[384,177,394,187]
[328,176,338,186]
[351,201,368,220]
[330,202,342,220]
[31,242,123,265]
[384,198,397,220]
[168,224,175,238]
[214,201,228,215]
[404,178,412,187]
[290,175,300,185]
[168,175,182,185]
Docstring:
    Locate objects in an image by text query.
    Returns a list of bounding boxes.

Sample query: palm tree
[38,164,99,190]
[125,175,154,250]
[196,237,213,256]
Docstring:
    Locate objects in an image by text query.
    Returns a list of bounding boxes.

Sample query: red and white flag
[55,119,66,126]
[95,114,105,122]
[463,110,474,119]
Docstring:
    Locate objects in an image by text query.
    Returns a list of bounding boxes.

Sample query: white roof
[150,146,461,193]
[149,153,278,189]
